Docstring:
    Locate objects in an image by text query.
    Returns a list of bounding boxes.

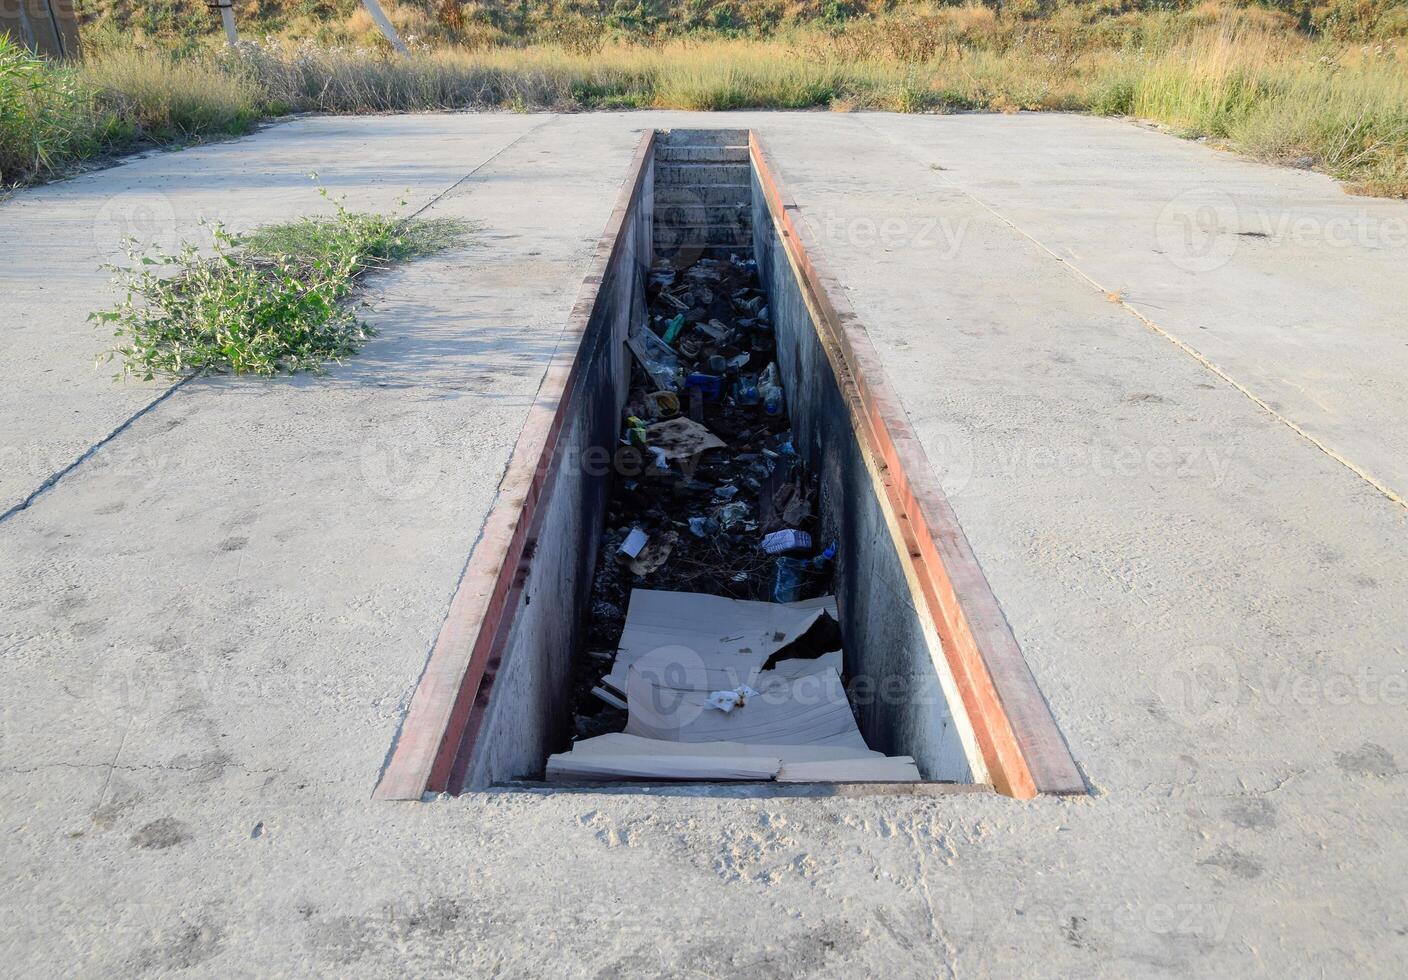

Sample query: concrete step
[657,128,749,147]
[654,204,751,228]
[654,184,752,206]
[654,244,751,264]
[654,225,753,248]
[655,145,749,164]
[655,163,751,185]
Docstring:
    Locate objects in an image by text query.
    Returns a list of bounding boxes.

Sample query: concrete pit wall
[749,159,976,783]
[454,143,656,790]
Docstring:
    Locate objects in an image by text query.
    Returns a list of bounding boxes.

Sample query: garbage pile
[559,254,921,783]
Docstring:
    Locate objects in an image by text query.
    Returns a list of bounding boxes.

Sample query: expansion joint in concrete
[0,375,197,526]
[852,115,1407,514]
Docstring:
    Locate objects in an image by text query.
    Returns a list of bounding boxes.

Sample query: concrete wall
[1,0,81,58]
[751,170,975,783]
[461,155,654,788]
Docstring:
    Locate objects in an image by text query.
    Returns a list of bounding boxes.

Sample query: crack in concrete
[902,821,959,979]
[853,115,1407,513]
[0,375,197,526]
[1,760,286,777]
[96,714,135,812]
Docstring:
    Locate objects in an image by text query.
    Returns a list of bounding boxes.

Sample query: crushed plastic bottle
[759,362,784,416]
[734,373,760,406]
[688,516,719,538]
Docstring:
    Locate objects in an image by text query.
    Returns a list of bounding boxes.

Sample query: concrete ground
[1,111,1405,977]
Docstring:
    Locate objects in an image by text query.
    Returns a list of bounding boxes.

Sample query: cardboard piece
[564,733,882,763]
[604,591,838,694]
[645,417,727,461]
[761,650,843,682]
[547,754,782,782]
[777,757,922,782]
[624,666,869,750]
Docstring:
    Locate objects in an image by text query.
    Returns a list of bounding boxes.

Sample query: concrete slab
[1,111,1406,976]
[857,111,1408,503]
[0,112,548,517]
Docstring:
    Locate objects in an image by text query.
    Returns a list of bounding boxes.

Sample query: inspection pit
[376,130,1083,801]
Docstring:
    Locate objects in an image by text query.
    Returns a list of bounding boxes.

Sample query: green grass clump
[92,191,472,378]
[0,33,263,185]
[0,34,126,183]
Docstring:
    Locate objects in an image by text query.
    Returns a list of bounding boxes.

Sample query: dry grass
[7,3,1406,196]
[81,47,265,136]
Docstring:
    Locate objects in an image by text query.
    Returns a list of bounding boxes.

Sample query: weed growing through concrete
[91,186,472,378]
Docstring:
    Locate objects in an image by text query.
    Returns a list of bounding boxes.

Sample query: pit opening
[376,130,1083,801]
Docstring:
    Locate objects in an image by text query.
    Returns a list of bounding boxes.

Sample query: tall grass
[0,34,128,182]
[82,47,267,136]
[1127,28,1408,195]
[0,34,258,184]
[3,5,1406,197]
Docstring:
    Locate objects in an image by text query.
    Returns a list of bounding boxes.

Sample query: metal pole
[359,0,409,55]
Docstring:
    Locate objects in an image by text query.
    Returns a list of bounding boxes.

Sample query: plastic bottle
[759,362,784,416]
[735,373,760,406]
[662,313,686,345]
[772,557,808,603]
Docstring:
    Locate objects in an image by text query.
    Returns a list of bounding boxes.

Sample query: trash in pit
[645,417,727,461]
[627,530,677,577]
[562,254,917,781]
[616,528,649,562]
[761,528,811,554]
[707,685,759,713]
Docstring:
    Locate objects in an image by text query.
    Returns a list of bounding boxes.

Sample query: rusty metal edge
[748,134,1085,799]
[374,130,656,801]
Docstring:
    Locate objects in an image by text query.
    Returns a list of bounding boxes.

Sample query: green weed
[92,188,472,379]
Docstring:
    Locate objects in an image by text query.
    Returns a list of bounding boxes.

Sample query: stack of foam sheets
[548,589,921,783]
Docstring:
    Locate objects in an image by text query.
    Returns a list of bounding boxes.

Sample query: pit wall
[749,161,978,783]
[458,140,656,789]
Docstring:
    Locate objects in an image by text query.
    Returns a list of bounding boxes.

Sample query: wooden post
[360,0,409,55]
[2,0,81,58]
[48,0,80,57]
[212,0,237,45]
[0,4,30,52]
